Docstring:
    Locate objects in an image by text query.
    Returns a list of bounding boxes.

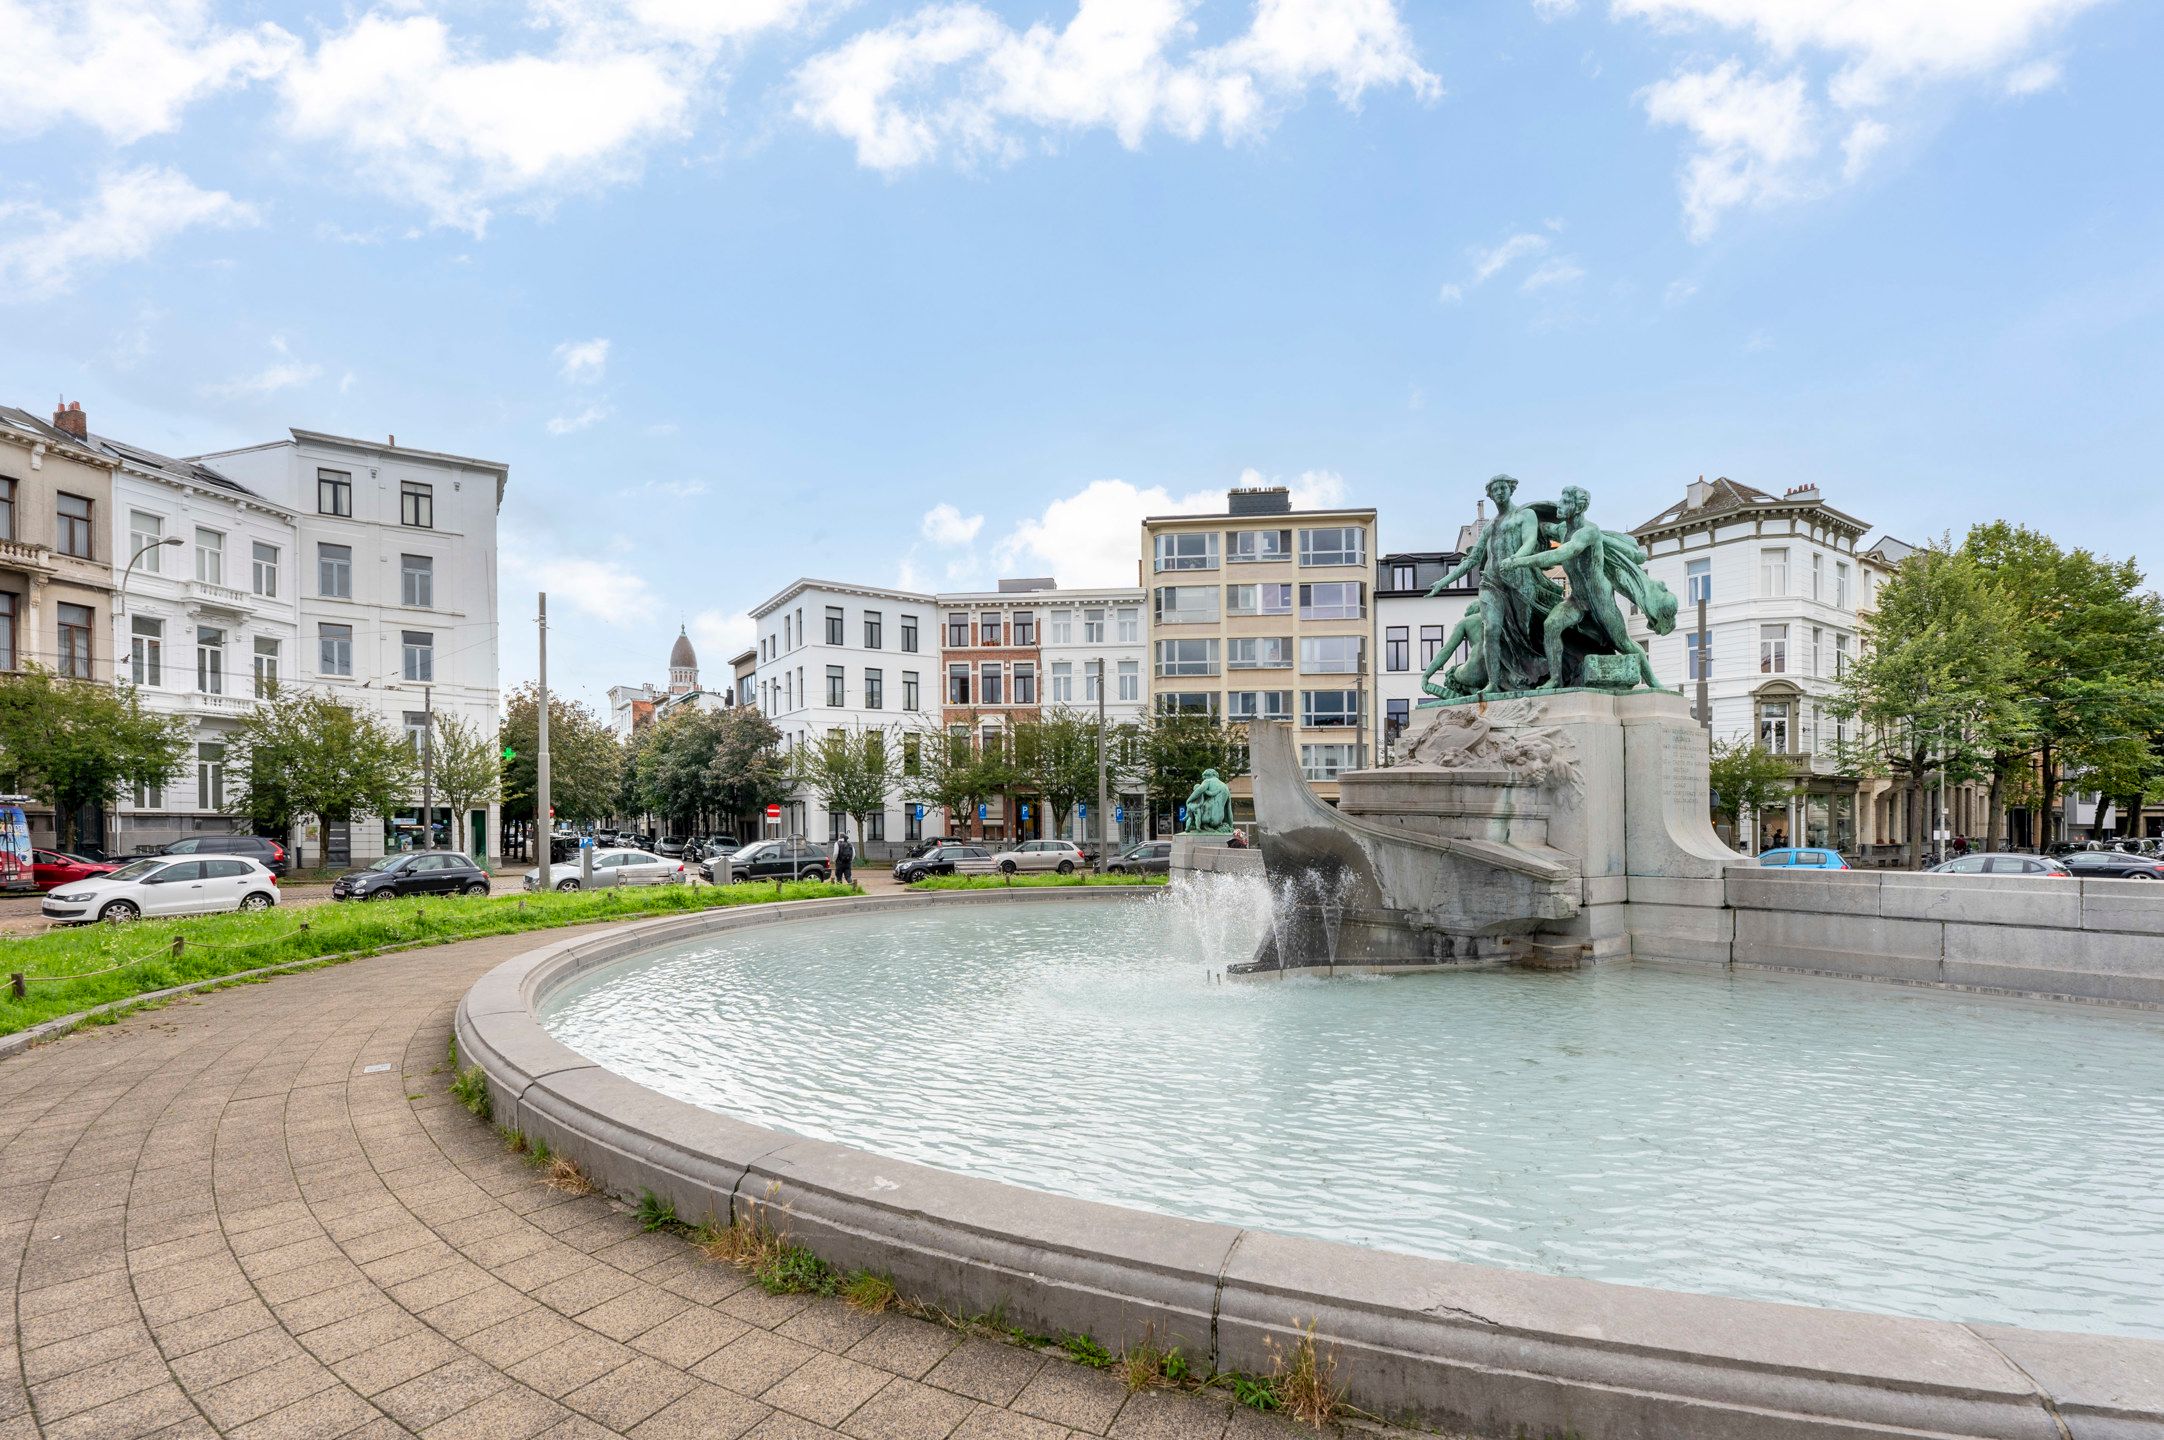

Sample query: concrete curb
[456,891,2164,1440]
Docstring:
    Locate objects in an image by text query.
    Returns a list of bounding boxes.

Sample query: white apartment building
[1630,477,1869,853]
[199,430,505,866]
[94,434,300,854]
[751,579,937,851]
[1373,550,1477,756]
[1033,584,1147,726]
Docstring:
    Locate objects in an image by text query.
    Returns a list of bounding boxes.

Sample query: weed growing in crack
[543,1155,595,1196]
[1063,1333,1114,1370]
[1264,1322,1340,1428]
[450,1065,491,1121]
[842,1270,899,1314]
[1120,1326,1191,1392]
[636,1190,678,1233]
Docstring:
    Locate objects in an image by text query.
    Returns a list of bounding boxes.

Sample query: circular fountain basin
[538,889,2164,1340]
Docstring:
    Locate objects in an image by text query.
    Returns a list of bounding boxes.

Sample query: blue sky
[3,0,2158,707]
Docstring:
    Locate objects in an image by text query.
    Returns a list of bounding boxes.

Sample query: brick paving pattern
[0,927,1361,1439]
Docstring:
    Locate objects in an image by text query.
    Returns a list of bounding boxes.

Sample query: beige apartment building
[0,404,118,685]
[1141,486,1377,813]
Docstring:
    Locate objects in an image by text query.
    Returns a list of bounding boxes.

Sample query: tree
[1011,709,1102,837]
[1706,738,1800,852]
[429,713,501,857]
[902,713,1012,835]
[1829,542,2019,868]
[793,724,900,843]
[1964,523,2164,849]
[626,705,790,836]
[500,684,622,829]
[225,688,415,868]
[1126,712,1248,835]
[0,668,192,849]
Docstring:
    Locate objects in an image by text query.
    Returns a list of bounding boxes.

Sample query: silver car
[987,839,1086,875]
[522,847,687,892]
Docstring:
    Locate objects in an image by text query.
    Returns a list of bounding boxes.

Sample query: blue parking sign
[1076,804,1087,819]
[914,805,925,820]
[1021,805,1031,822]
[1114,805,1124,823]
[978,804,987,820]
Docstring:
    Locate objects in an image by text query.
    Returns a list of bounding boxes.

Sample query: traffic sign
[977,803,987,820]
[501,746,516,761]
[1114,805,1124,823]
[765,804,782,820]
[1020,804,1031,822]
[914,805,925,820]
[1076,804,1086,819]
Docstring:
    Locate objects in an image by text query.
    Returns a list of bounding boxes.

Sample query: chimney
[52,399,86,441]
[1685,475,1713,509]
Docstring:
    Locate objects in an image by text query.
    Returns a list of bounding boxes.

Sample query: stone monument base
[1170,833,1263,881]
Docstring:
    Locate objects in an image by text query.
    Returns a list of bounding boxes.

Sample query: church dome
[669,626,697,670]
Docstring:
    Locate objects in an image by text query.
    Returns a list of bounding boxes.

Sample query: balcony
[182,690,259,716]
[0,539,54,575]
[187,580,251,613]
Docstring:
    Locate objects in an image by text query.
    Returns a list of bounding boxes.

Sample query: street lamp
[116,535,183,615]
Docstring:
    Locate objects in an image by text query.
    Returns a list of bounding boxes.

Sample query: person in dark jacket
[833,833,855,884]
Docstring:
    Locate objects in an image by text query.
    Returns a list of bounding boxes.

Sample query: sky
[3,0,2160,710]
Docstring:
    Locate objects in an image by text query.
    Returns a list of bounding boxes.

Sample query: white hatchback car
[521,847,688,892]
[42,855,281,925]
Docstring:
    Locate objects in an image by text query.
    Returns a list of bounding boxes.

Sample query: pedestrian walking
[834,832,855,885]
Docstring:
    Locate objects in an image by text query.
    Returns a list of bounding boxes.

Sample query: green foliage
[756,1245,841,1296]
[636,1190,678,1232]
[1010,708,1105,834]
[626,704,789,833]
[1705,739,1798,828]
[500,683,623,826]
[451,1065,492,1120]
[1225,1373,1280,1411]
[224,686,416,865]
[1063,1334,1114,1369]
[903,711,1014,829]
[793,724,900,841]
[1126,712,1247,832]
[842,1270,899,1313]
[428,712,502,852]
[0,667,192,848]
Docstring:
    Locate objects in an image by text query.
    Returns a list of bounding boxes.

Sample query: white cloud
[1840,116,1889,178]
[1,0,298,145]
[793,0,1437,172]
[1641,61,1816,240]
[503,527,659,619]
[0,166,258,300]
[546,404,612,435]
[1531,0,1577,19]
[921,502,985,546]
[994,469,1351,585]
[1471,231,1548,282]
[1520,257,1586,292]
[1439,228,1584,301]
[554,337,611,383]
[203,359,323,400]
[2003,56,2064,96]
[1436,282,1462,304]
[689,607,756,661]
[1663,277,1699,306]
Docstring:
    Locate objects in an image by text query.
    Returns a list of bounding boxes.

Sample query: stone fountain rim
[454,887,2158,1440]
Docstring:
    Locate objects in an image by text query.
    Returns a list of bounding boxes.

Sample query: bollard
[170,936,185,960]
[8,973,23,999]
[299,921,309,935]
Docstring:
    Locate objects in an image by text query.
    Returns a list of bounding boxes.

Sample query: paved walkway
[0,926,1311,1440]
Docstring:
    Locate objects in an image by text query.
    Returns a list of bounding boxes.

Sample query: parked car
[331,851,492,901]
[893,844,996,883]
[522,847,687,892]
[656,836,690,858]
[1755,847,1850,870]
[160,833,288,877]
[901,836,963,861]
[1104,840,1172,875]
[30,849,116,891]
[986,839,1086,875]
[716,838,831,883]
[2060,850,2164,881]
[1927,854,2073,877]
[43,855,280,924]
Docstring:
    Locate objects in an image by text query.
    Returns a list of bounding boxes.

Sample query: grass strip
[0,879,854,1037]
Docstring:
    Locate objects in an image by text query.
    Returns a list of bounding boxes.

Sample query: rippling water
[540,890,2164,1337]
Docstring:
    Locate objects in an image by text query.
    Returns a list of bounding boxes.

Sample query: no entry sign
[765,804,782,820]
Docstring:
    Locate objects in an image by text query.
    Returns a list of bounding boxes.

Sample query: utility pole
[1095,658,1110,870]
[1694,592,1710,733]
[537,593,552,889]
[420,683,434,851]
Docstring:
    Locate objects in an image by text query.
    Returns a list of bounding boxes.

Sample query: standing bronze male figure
[1427,474,1549,696]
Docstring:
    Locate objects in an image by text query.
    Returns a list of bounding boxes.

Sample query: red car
[31,850,117,892]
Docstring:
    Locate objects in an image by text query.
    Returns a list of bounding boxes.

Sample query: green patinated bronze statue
[1421,476,1677,703]
[1182,768,1234,834]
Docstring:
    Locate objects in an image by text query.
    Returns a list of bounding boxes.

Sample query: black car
[330,851,493,901]
[901,835,963,861]
[2061,851,2164,881]
[893,844,995,883]
[1104,840,1172,875]
[714,839,830,883]
[162,833,288,877]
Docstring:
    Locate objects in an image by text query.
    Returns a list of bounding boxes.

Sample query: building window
[864,611,883,649]
[979,612,1002,645]
[400,481,433,528]
[1299,527,1364,567]
[1227,636,1293,670]
[980,662,1004,704]
[1419,625,1446,668]
[1389,563,1416,591]
[318,543,352,598]
[319,625,354,676]
[1761,546,1789,597]
[1156,639,1219,678]
[1811,552,1824,602]
[826,665,845,706]
[197,743,225,810]
[1810,625,1823,676]
[1760,623,1788,674]
[946,613,970,648]
[1301,743,1359,781]
[252,541,279,597]
[1835,561,1851,610]
[1154,532,1219,572]
[401,554,433,608]
[402,630,434,682]
[1384,626,1409,672]
[1300,636,1363,675]
[1301,690,1362,728]
[0,591,15,670]
[900,615,918,653]
[0,479,13,540]
[318,469,352,516]
[1385,698,1410,744]
[1118,659,1139,702]
[254,636,279,696]
[1760,701,1790,754]
[980,725,1004,761]
[131,617,163,687]
[1228,690,1292,721]
[902,671,920,711]
[947,663,970,704]
[130,511,164,571]
[1013,612,1036,646]
[1013,663,1036,704]
[864,668,883,708]
[1152,587,1217,625]
[1686,632,1712,681]
[904,802,923,842]
[784,615,792,649]
[1084,661,1101,702]
[1226,583,1293,616]
[56,493,93,558]
[1116,607,1139,642]
[1833,632,1849,676]
[194,528,224,585]
[1157,691,1219,718]
[1228,529,1291,563]
[134,778,162,810]
[1084,608,1106,642]
[404,711,429,755]
[1686,557,1711,604]
[57,603,92,677]
[826,606,845,645]
[1051,662,1073,701]
[196,625,225,694]
[902,734,922,776]
[1048,610,1073,644]
[1298,582,1364,620]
